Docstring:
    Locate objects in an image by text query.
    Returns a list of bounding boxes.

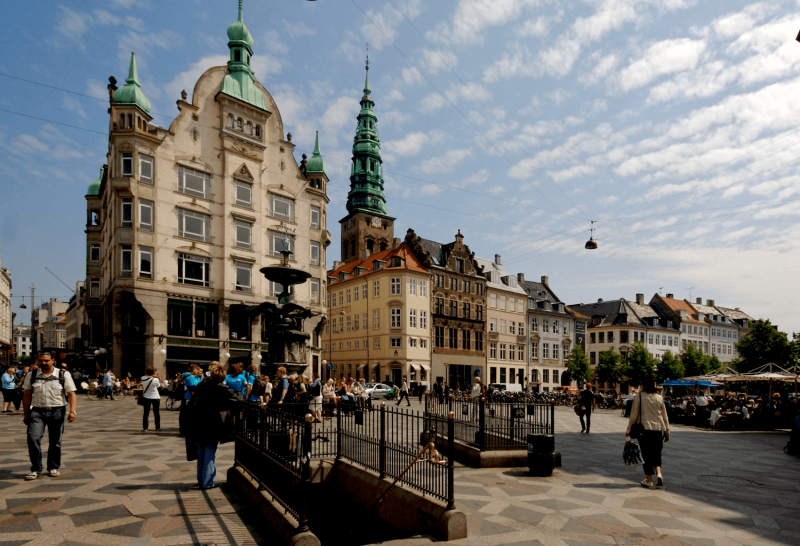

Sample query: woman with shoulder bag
[626,375,670,489]
[140,367,162,432]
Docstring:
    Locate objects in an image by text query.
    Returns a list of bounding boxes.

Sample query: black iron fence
[425,394,554,451]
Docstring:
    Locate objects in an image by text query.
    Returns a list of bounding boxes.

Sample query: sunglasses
[37,352,53,357]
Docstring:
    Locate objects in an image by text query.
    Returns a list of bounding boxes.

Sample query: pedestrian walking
[579,383,596,433]
[22,351,78,480]
[309,372,323,422]
[140,367,162,432]
[396,376,411,407]
[2,365,19,412]
[187,366,242,490]
[626,375,670,489]
[102,369,116,400]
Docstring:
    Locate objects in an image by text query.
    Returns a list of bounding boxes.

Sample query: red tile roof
[659,296,704,324]
[326,243,428,287]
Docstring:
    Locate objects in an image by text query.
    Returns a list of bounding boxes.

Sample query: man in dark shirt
[579,383,596,434]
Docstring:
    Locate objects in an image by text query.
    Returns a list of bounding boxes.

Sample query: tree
[17,355,31,365]
[565,345,593,385]
[595,347,623,387]
[656,351,685,383]
[735,320,794,372]
[681,343,710,377]
[619,342,656,386]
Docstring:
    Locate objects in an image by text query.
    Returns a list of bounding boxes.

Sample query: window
[449,277,457,290]
[455,258,464,273]
[463,330,471,350]
[354,314,359,331]
[270,194,295,221]
[409,338,417,348]
[543,343,550,359]
[178,209,211,242]
[490,343,497,359]
[245,122,252,135]
[391,337,402,348]
[235,220,252,249]
[531,317,537,331]
[543,369,549,383]
[178,253,210,287]
[139,199,153,230]
[346,316,352,331]
[463,302,471,319]
[490,293,497,308]
[421,339,428,349]
[391,278,401,295]
[510,321,516,335]
[448,328,457,349]
[354,286,359,301]
[553,345,559,360]
[476,305,483,321]
[236,118,243,131]
[178,166,211,199]
[553,320,559,332]
[374,280,380,298]
[374,337,380,348]
[543,319,549,333]
[518,345,524,360]
[139,155,153,183]
[409,278,417,296]
[310,241,320,265]
[90,244,100,264]
[532,342,538,358]
[362,284,368,299]
[519,322,525,336]
[139,246,153,279]
[409,309,417,328]
[346,289,351,303]
[608,331,614,343]
[552,370,559,384]
[270,232,295,257]
[463,280,471,293]
[621,331,629,344]
[499,295,506,310]
[122,153,133,176]
[121,198,133,228]
[420,310,427,330]
[420,280,427,297]
[435,326,445,347]
[227,115,234,127]
[449,300,457,317]
[235,180,252,207]
[500,344,507,360]
[120,245,132,276]
[490,318,497,332]
[90,279,100,298]
[310,279,320,303]
[234,262,251,292]
[391,308,401,328]
[500,320,507,334]
[518,300,524,313]
[310,206,320,229]
[475,331,483,351]
[563,322,569,335]
[373,309,380,329]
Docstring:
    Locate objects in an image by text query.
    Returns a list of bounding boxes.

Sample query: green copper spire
[346,56,388,216]
[113,52,151,113]
[87,166,104,197]
[220,0,265,110]
[306,131,327,175]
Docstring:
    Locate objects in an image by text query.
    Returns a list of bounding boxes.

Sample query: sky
[1,0,799,333]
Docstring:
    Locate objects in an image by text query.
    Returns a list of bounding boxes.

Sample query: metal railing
[425,394,554,451]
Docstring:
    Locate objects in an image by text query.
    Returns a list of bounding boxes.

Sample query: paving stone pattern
[1,397,798,546]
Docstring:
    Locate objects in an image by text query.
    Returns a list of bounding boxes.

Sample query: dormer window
[339,272,346,281]
[391,256,402,267]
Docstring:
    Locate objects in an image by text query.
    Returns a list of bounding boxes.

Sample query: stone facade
[83,6,328,378]
[13,325,31,359]
[0,257,9,366]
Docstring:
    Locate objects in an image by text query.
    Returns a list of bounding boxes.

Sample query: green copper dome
[227,0,254,50]
[113,52,151,113]
[306,131,327,175]
[87,166,104,197]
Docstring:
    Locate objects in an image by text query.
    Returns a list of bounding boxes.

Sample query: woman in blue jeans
[188,367,242,489]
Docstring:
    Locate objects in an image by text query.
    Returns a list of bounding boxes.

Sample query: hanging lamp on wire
[585,220,598,249]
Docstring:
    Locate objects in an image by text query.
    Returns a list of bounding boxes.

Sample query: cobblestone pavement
[1,397,798,546]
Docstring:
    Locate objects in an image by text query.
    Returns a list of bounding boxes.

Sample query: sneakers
[25,472,38,480]
[656,475,664,487]
[49,469,60,477]
[640,479,653,489]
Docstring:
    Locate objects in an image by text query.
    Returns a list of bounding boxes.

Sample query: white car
[365,383,394,399]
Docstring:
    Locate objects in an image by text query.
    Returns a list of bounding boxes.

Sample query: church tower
[340,56,395,263]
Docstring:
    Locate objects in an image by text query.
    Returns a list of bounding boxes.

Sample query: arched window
[236,119,243,131]
[255,125,261,138]
[142,121,147,132]
[245,122,252,135]
[379,242,387,252]
[227,115,234,128]
[118,114,124,128]
[127,113,133,129]
[137,117,142,129]
[192,129,198,141]
[234,49,241,62]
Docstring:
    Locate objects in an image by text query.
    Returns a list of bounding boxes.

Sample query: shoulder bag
[138,378,155,406]
[629,393,644,439]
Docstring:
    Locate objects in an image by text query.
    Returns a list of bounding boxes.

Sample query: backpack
[30,368,67,390]
[250,377,267,399]
[310,380,322,397]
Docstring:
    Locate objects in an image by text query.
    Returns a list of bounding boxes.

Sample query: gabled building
[13,325,32,359]
[650,294,708,354]
[83,3,329,378]
[405,229,486,388]
[474,255,527,388]
[688,298,747,362]
[519,274,576,392]
[626,294,681,361]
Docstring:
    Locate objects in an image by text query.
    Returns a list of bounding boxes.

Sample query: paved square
[0,398,797,545]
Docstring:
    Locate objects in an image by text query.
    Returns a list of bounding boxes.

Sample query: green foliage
[656,351,685,383]
[16,355,31,365]
[735,320,794,372]
[619,342,656,386]
[565,345,593,384]
[680,343,710,377]
[594,347,623,386]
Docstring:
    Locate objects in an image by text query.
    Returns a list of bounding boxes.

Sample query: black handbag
[629,393,644,439]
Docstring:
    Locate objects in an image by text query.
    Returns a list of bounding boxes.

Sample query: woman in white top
[626,375,669,489]
[140,367,162,432]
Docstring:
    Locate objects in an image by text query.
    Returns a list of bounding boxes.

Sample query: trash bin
[527,434,555,477]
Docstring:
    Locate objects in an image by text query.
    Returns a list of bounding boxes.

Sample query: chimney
[333,261,343,270]
[696,297,702,304]
[363,249,370,260]
[666,293,674,299]
[541,275,549,286]
[517,273,525,283]
[707,299,715,306]
[735,307,740,311]
[636,293,644,305]
[392,238,401,250]
[597,298,603,303]
[494,254,501,265]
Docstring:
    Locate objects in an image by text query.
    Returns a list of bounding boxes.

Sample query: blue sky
[1,0,799,333]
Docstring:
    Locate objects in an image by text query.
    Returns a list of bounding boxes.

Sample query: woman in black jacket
[188,366,242,489]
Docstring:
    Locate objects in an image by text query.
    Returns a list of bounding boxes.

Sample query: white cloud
[597,195,619,206]
[461,169,489,187]
[263,30,289,55]
[445,82,491,104]
[578,52,619,86]
[547,89,574,105]
[418,148,471,174]
[283,20,316,38]
[721,226,755,242]
[164,55,228,107]
[617,38,706,92]
[55,6,93,49]
[385,132,429,156]
[62,96,87,119]
[419,93,446,113]
[401,67,423,86]
[421,49,458,74]
[420,184,444,196]
[428,0,540,46]
[487,185,505,195]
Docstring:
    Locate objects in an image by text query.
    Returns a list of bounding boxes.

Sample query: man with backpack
[22,351,78,480]
[247,365,268,404]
